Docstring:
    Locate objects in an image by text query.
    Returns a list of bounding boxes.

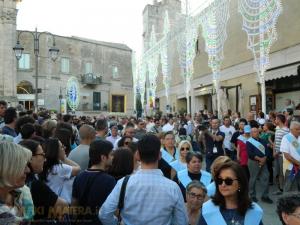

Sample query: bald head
[79,124,96,140]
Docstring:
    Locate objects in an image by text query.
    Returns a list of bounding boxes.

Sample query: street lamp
[13,27,59,112]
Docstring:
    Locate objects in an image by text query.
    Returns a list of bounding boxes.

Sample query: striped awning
[264,64,299,81]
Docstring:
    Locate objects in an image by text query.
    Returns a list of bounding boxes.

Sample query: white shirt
[46,164,73,204]
[106,135,120,146]
[220,125,235,151]
[146,122,155,132]
[280,133,300,171]
[162,123,174,132]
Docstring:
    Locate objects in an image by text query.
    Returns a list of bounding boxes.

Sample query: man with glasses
[150,118,162,134]
[185,181,207,225]
[246,126,273,203]
[277,193,300,225]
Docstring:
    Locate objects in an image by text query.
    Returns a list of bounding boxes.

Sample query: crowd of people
[0,98,300,225]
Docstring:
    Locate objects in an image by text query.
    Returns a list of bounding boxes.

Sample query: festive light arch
[239,0,282,113]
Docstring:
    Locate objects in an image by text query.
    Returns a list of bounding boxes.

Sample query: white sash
[161,148,179,164]
[247,137,265,155]
[170,160,186,172]
[177,169,211,188]
[206,182,216,197]
[285,133,300,156]
[202,200,263,225]
[237,135,247,144]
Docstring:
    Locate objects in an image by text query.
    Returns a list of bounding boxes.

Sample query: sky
[17,0,205,57]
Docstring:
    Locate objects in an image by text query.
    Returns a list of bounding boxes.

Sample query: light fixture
[13,41,24,60]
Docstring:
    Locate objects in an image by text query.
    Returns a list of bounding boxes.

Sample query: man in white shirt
[280,121,300,192]
[106,125,120,146]
[220,116,236,160]
[162,118,174,132]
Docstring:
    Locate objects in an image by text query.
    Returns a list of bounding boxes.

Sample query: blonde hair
[0,142,32,188]
[178,140,193,152]
[210,155,231,177]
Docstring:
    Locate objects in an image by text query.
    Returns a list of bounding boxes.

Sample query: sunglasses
[33,153,46,158]
[216,178,238,186]
[180,147,190,151]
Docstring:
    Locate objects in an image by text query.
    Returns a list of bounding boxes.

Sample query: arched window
[17,80,34,94]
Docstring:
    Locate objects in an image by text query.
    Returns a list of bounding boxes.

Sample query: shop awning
[194,86,213,96]
[264,63,299,81]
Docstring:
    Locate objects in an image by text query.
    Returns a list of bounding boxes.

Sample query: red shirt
[237,140,248,166]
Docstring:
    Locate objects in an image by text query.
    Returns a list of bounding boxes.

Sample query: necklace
[228,209,242,225]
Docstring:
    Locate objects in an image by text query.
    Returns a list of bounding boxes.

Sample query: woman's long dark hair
[108,147,134,180]
[55,127,71,156]
[39,137,61,182]
[117,136,133,147]
[212,161,252,216]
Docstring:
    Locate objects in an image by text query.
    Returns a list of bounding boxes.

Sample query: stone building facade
[143,0,300,116]
[16,35,134,115]
[0,0,134,115]
[0,0,19,103]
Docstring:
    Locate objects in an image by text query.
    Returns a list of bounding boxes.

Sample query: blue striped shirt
[99,169,188,225]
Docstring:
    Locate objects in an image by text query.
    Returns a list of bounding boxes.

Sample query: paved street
[258,183,281,225]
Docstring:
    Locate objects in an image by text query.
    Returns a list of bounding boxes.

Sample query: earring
[238,187,241,192]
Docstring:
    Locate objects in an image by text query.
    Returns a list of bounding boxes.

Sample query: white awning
[264,64,299,81]
[194,86,213,96]
[17,94,35,100]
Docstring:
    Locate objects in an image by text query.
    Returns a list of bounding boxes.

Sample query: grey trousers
[248,159,269,198]
[284,170,300,192]
[274,155,284,188]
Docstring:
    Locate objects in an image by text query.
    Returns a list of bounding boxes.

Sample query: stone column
[0,0,19,105]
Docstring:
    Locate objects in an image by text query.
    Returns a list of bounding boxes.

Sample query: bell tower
[0,0,20,104]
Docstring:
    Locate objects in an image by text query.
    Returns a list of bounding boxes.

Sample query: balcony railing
[81,73,102,85]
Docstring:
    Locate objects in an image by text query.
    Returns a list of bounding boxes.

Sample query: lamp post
[13,27,59,112]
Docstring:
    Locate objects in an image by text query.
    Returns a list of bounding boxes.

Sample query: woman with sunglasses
[0,142,32,225]
[206,156,231,197]
[170,140,193,172]
[174,151,211,201]
[20,139,69,223]
[117,136,133,148]
[198,161,263,225]
[39,138,81,204]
